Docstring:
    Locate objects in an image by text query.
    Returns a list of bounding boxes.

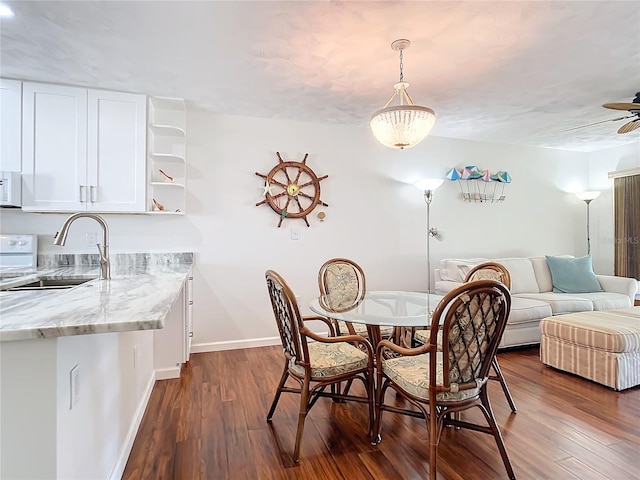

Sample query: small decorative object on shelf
[446,166,511,203]
[159,169,174,183]
[152,198,166,211]
[255,152,328,227]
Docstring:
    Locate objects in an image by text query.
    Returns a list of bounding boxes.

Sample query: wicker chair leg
[267,365,289,421]
[491,357,517,413]
[429,408,439,480]
[366,369,375,438]
[480,389,516,479]
[372,373,385,445]
[293,378,311,463]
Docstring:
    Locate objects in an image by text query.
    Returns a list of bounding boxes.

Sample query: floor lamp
[414,178,444,313]
[576,191,601,255]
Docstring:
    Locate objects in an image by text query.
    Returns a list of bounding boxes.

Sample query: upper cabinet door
[0,79,22,172]
[87,90,147,212]
[21,82,88,211]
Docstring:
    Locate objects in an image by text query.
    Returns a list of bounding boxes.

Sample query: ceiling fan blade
[603,102,640,111]
[564,115,633,132]
[617,120,640,134]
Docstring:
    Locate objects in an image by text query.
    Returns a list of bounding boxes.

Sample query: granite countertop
[0,254,193,342]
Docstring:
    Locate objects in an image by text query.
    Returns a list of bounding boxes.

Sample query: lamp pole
[576,191,600,256]
[414,177,444,314]
[584,199,593,255]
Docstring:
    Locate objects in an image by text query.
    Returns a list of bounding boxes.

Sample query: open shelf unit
[147,97,186,214]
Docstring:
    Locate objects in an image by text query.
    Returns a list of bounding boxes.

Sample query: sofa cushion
[516,293,593,315]
[494,258,540,294]
[546,255,602,293]
[439,258,488,282]
[573,292,632,311]
[508,296,553,325]
[529,256,554,293]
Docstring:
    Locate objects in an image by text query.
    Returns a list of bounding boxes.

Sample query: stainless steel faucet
[53,212,111,280]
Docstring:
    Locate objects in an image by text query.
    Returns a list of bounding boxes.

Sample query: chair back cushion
[318,258,366,309]
[431,280,511,390]
[266,270,304,362]
[465,262,511,289]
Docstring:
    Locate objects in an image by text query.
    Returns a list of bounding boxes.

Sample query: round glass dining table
[309,290,444,348]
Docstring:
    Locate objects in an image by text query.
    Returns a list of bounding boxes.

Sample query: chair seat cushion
[382,353,480,402]
[290,341,369,378]
[414,329,442,349]
[336,320,394,338]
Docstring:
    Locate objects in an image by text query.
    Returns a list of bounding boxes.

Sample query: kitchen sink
[4,278,94,291]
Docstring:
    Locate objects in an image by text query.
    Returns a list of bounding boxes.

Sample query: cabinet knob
[188,332,193,337]
[188,300,193,305]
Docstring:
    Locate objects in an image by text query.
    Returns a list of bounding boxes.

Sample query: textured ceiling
[2,0,640,152]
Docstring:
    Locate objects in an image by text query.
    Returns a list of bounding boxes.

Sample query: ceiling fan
[567,92,640,134]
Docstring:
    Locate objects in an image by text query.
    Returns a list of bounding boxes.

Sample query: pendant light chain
[399,48,404,83]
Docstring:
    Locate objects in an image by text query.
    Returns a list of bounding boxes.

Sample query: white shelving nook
[147,97,186,214]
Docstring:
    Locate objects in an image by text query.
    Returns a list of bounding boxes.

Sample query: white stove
[0,234,38,275]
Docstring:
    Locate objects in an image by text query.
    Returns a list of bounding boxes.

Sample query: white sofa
[434,257,639,348]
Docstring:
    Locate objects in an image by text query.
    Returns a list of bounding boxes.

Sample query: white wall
[3,110,637,351]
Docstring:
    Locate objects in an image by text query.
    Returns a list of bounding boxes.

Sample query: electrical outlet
[85,232,98,246]
[291,228,300,240]
[70,364,80,409]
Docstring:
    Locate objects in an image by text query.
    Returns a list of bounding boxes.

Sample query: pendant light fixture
[370,39,436,149]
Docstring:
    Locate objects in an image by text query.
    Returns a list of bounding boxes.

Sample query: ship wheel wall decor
[256,152,328,227]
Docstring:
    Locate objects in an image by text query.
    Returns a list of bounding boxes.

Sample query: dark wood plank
[123,346,640,480]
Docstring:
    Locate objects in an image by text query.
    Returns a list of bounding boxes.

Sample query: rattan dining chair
[414,261,517,413]
[374,280,515,480]
[318,257,394,339]
[464,262,517,412]
[265,269,375,463]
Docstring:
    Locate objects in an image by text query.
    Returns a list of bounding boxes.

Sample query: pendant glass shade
[370,39,436,150]
[370,104,436,149]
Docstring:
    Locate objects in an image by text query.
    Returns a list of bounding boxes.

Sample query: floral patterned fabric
[336,320,394,338]
[382,353,480,401]
[469,269,504,283]
[448,293,499,384]
[289,341,369,378]
[324,263,361,308]
[414,328,443,348]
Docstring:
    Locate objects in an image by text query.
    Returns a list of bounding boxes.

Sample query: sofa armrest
[434,280,462,295]
[596,275,639,301]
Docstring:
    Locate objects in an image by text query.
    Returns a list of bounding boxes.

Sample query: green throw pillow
[545,255,602,293]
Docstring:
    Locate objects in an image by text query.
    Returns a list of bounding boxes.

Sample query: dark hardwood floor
[123,346,640,479]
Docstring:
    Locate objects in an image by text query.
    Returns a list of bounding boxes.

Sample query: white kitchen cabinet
[21,82,147,212]
[0,79,22,172]
[147,96,186,214]
[184,268,193,362]
[154,269,192,378]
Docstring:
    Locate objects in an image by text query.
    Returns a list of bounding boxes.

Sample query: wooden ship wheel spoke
[256,152,328,227]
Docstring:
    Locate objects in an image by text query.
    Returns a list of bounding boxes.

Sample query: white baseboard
[155,365,182,380]
[109,371,156,480]
[191,336,281,353]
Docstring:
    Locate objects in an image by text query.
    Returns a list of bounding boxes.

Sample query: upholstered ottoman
[540,307,640,390]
